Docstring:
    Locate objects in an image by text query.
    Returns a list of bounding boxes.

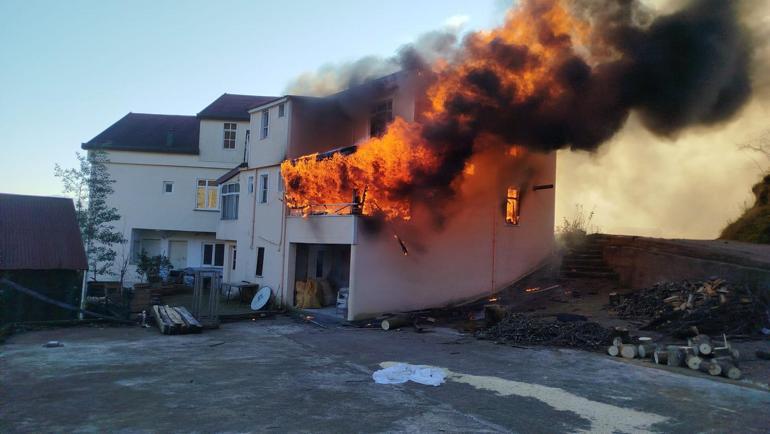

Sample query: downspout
[78,269,87,320]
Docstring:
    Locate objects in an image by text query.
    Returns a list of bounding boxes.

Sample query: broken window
[221,182,240,220]
[369,99,393,137]
[223,122,237,149]
[256,247,265,276]
[506,187,520,225]
[196,179,218,210]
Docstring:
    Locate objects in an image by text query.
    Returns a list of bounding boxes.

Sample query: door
[168,240,188,270]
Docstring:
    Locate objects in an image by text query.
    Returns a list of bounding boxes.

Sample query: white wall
[248,100,290,168]
[198,119,250,164]
[346,151,557,320]
[215,165,286,300]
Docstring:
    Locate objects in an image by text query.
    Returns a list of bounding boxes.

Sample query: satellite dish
[251,286,272,311]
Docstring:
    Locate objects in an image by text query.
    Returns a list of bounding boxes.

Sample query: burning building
[215,0,753,320]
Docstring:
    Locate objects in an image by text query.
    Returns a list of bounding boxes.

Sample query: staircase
[560,234,618,280]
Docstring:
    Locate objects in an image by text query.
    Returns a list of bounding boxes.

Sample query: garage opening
[293,243,351,319]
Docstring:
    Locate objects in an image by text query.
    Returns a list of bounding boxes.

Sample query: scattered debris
[372,363,446,386]
[477,313,612,350]
[611,278,767,336]
[43,341,63,348]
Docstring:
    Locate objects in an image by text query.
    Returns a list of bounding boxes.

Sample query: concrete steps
[560,235,618,281]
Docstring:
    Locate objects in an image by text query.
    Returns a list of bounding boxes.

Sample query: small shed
[0,193,88,323]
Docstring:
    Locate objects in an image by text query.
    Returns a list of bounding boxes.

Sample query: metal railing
[288,202,361,217]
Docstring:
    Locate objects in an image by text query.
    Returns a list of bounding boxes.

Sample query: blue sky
[0,0,501,196]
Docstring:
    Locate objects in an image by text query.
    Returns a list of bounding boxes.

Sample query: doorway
[168,240,188,270]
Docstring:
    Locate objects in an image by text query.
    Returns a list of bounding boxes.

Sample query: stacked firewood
[608,332,742,380]
[151,305,202,335]
[612,278,766,336]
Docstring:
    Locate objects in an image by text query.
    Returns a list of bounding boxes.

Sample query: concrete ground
[2,318,770,433]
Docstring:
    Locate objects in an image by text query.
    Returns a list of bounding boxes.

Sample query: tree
[55,151,125,281]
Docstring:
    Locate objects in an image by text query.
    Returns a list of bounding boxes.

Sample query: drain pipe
[78,270,88,320]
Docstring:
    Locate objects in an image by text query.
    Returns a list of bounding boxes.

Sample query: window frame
[505,187,521,226]
[195,179,219,211]
[369,99,394,138]
[220,182,240,220]
[255,246,265,277]
[278,103,285,117]
[259,173,269,204]
[202,242,225,267]
[162,181,174,194]
[223,122,237,150]
[260,109,269,139]
[247,175,255,194]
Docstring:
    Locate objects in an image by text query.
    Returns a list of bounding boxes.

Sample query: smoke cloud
[283,0,765,236]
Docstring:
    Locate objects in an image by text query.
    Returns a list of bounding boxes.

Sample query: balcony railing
[287,202,362,217]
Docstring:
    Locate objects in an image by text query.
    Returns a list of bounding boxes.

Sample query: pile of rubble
[477,313,612,350]
[611,278,767,336]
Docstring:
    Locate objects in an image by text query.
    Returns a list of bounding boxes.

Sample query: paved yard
[1,317,769,433]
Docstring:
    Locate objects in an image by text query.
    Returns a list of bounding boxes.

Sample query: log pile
[477,313,612,350]
[151,305,202,335]
[608,333,743,380]
[611,278,766,336]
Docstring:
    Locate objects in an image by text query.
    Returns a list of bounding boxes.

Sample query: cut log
[653,349,668,365]
[610,327,630,344]
[692,335,713,356]
[708,362,722,376]
[381,316,412,331]
[151,305,171,334]
[667,347,687,367]
[711,346,739,361]
[686,355,703,370]
[612,336,624,347]
[712,357,742,380]
[698,361,712,374]
[621,344,638,359]
[638,344,657,359]
[608,345,620,357]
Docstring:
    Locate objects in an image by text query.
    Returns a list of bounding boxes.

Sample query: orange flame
[281,0,588,220]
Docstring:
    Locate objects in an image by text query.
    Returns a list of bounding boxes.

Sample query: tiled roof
[197,94,279,121]
[82,113,199,154]
[0,194,88,270]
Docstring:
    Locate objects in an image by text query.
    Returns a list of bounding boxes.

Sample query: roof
[82,113,199,155]
[216,163,248,185]
[0,194,88,270]
[198,93,279,121]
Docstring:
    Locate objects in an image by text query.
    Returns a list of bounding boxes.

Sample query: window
[370,99,393,137]
[260,109,269,139]
[506,187,520,225]
[259,173,268,204]
[221,183,240,220]
[163,181,174,194]
[278,103,285,117]
[196,180,218,210]
[223,123,237,149]
[255,247,265,276]
[247,175,255,194]
[202,243,225,267]
[232,247,237,270]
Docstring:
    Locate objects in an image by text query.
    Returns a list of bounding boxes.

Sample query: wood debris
[151,305,202,335]
[477,313,612,350]
[611,278,767,336]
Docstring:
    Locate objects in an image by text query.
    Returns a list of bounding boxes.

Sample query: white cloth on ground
[372,363,446,386]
